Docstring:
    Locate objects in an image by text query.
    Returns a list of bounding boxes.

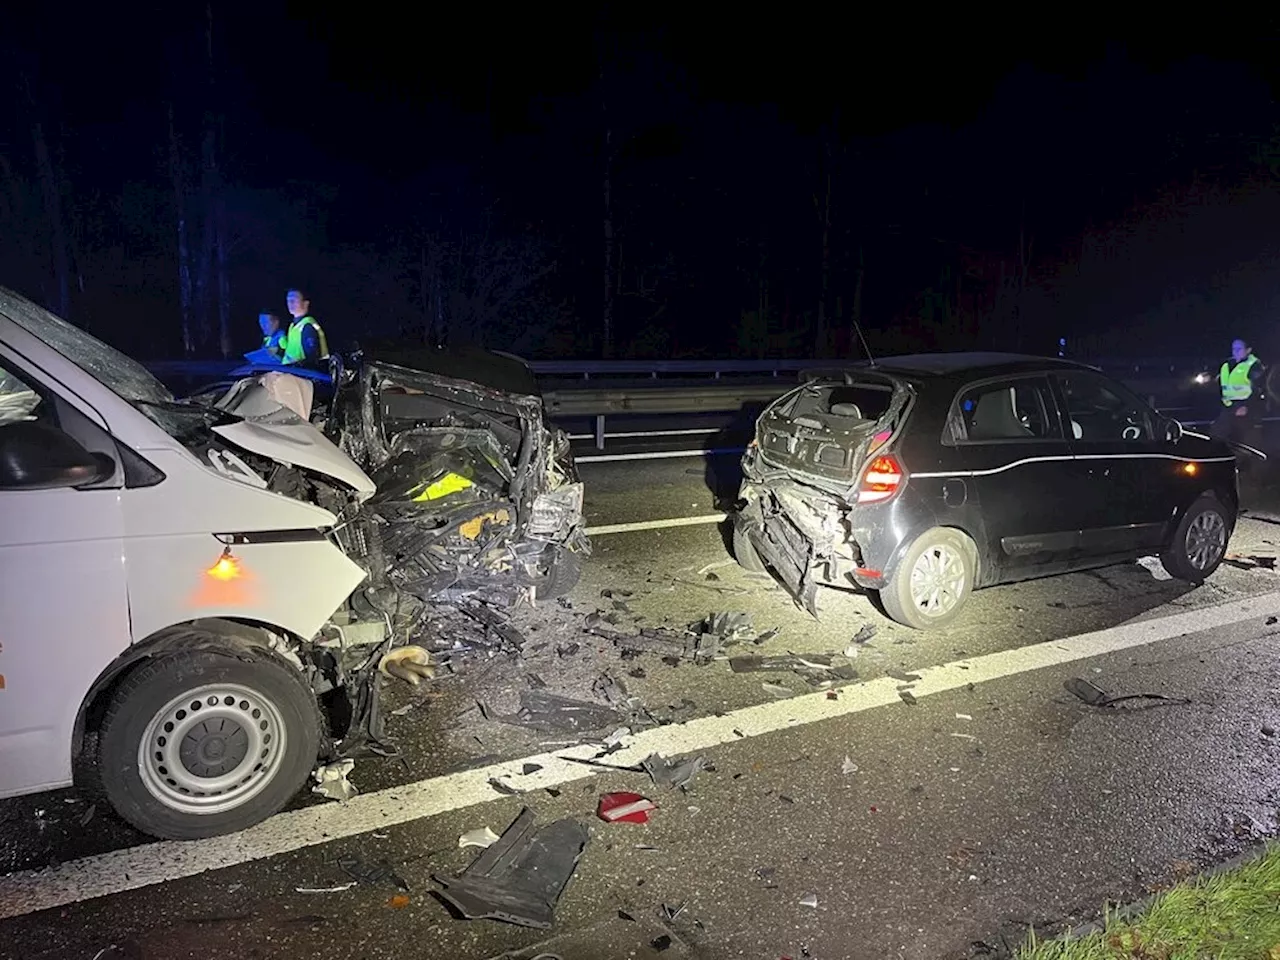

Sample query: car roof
[829,352,1096,380]
[357,343,541,397]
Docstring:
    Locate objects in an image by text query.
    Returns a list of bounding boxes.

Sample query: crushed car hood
[213,416,376,499]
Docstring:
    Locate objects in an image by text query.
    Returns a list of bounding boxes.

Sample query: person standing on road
[1212,338,1265,445]
[281,288,329,369]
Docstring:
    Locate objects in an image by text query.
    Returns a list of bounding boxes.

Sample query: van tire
[534,548,583,600]
[880,528,975,630]
[98,647,321,840]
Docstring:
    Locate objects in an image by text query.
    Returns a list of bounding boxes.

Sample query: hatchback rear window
[778,382,894,422]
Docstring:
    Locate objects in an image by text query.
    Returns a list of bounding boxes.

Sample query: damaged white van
[0,288,381,839]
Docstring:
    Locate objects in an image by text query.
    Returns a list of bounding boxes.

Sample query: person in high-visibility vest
[281,288,329,368]
[1212,338,1264,444]
[257,311,285,359]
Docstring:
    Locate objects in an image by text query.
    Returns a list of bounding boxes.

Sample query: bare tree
[600,61,616,358]
[19,73,71,318]
[168,104,195,355]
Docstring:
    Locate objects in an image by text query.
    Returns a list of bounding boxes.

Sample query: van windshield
[0,289,230,441]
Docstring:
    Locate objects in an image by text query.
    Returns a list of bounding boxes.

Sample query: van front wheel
[98,647,321,840]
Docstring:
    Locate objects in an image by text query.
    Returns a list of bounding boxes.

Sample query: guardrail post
[595,414,606,450]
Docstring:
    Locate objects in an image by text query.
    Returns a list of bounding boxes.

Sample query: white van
[0,288,380,839]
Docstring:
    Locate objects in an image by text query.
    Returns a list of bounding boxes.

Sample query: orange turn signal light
[1182,462,1198,476]
[207,548,242,581]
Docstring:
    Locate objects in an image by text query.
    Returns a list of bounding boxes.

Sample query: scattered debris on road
[433,807,588,928]
[336,856,409,892]
[899,690,918,706]
[1136,556,1173,580]
[841,756,858,774]
[311,759,358,802]
[642,753,706,791]
[798,893,819,908]
[1063,677,1191,709]
[459,827,502,850]
[479,690,624,734]
[296,882,357,894]
[597,792,658,824]
[762,682,794,698]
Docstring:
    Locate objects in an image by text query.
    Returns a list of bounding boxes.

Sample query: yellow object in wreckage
[412,471,474,502]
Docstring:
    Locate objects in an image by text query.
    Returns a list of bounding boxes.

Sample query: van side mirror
[1163,418,1184,444]
[0,420,113,490]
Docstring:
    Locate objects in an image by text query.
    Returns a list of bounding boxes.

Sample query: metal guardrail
[144,357,1213,451]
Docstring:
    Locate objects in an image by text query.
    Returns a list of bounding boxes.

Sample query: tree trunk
[602,126,615,359]
[193,125,216,352]
[31,118,69,319]
[599,47,615,360]
[168,105,195,356]
[215,193,231,358]
[816,169,831,357]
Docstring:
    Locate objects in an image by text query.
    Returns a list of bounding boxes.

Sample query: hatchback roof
[819,352,1092,377]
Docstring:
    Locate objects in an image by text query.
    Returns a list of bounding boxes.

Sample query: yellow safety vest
[282,316,329,364]
[1220,354,1259,405]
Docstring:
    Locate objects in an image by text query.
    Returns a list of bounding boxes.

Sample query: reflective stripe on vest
[1220,355,1258,404]
[283,316,329,364]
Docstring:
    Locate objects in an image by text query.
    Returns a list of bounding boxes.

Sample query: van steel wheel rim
[910,543,966,617]
[137,683,287,815]
[1185,511,1226,572]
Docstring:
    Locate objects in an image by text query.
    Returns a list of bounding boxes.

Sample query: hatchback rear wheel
[880,528,975,630]
[1160,494,1231,582]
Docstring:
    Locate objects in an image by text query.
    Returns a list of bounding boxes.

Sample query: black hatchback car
[733,353,1238,629]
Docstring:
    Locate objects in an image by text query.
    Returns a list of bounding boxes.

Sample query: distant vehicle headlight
[1193,372,1210,385]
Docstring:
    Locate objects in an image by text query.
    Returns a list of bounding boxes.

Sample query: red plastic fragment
[597,791,657,824]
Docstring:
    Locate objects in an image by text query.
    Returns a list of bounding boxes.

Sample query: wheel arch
[883,521,983,588]
[72,618,308,770]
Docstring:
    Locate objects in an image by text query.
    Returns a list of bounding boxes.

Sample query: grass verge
[1018,844,1280,960]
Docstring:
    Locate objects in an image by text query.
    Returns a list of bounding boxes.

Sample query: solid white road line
[567,428,721,440]
[576,447,744,463]
[3,590,1280,919]
[584,514,728,536]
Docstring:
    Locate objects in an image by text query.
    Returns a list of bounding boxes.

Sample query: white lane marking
[584,513,727,536]
[4,590,1280,919]
[576,447,744,463]
[567,428,721,440]
[913,451,1235,479]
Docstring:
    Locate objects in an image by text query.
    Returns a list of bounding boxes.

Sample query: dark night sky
[3,8,1280,360]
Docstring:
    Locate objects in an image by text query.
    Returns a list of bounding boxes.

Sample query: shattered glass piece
[762,682,793,698]
[433,808,589,928]
[841,756,858,775]
[1063,677,1109,705]
[521,762,543,775]
[899,690,918,706]
[798,893,819,908]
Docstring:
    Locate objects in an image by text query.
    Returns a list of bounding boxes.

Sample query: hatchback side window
[1055,372,1154,442]
[953,378,1058,442]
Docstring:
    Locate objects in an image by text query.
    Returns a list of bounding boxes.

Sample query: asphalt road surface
[7,448,1280,960]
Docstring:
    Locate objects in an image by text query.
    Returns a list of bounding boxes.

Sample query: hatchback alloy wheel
[909,543,967,618]
[1184,509,1226,572]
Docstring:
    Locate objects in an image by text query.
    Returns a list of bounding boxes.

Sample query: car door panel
[1052,371,1167,559]
[949,375,1084,582]
[0,356,128,796]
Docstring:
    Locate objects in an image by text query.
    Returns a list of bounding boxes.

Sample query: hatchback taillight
[858,454,905,504]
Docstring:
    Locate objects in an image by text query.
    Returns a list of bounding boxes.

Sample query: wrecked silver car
[323,346,589,613]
